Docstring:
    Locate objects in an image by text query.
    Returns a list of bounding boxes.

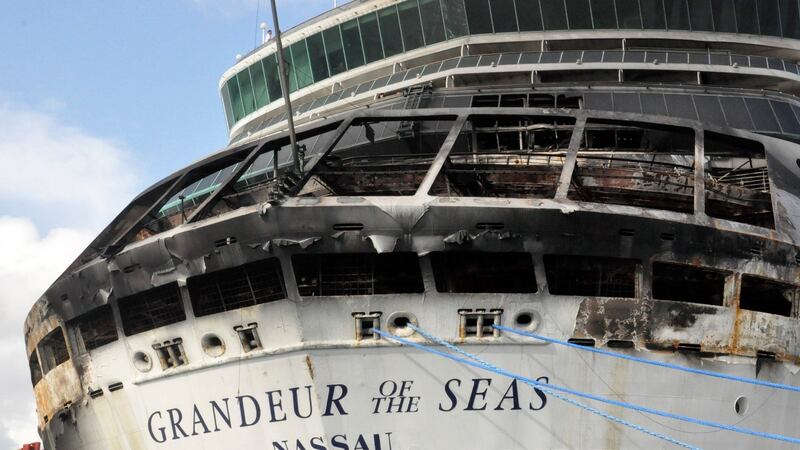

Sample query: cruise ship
[24,0,800,448]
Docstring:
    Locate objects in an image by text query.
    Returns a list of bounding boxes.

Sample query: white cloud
[0,102,141,448]
[0,102,139,229]
[0,218,95,448]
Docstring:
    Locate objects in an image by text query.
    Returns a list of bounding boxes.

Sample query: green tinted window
[341,19,365,70]
[306,32,330,82]
[359,13,384,63]
[541,0,568,30]
[664,0,690,30]
[688,0,713,30]
[238,69,256,115]
[379,6,405,56]
[250,60,269,108]
[419,0,447,44]
[516,0,543,30]
[711,0,736,32]
[399,0,426,50]
[323,26,347,75]
[290,40,313,90]
[221,83,235,128]
[490,0,518,32]
[640,0,666,29]
[566,0,592,29]
[283,48,297,92]
[591,0,618,28]
[441,0,470,38]
[733,0,758,34]
[227,77,245,122]
[465,0,493,33]
[780,0,800,39]
[616,0,643,28]
[757,0,781,37]
[263,53,282,102]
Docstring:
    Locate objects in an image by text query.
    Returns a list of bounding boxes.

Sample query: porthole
[387,312,417,337]
[734,396,748,416]
[513,311,540,331]
[201,333,226,357]
[133,351,152,372]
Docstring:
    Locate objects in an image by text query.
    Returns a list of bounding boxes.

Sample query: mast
[269,0,301,173]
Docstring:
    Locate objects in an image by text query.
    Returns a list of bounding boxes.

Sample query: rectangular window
[420,0,447,43]
[757,0,782,37]
[545,255,638,297]
[431,252,537,293]
[341,19,365,70]
[188,258,286,317]
[490,0,518,32]
[516,0,544,30]
[29,352,42,386]
[237,69,256,116]
[379,7,405,57]
[323,26,347,76]
[664,0,690,29]
[704,131,774,228]
[263,54,283,104]
[688,0,713,30]
[306,32,330,82]
[39,328,70,374]
[740,276,796,317]
[780,0,800,39]
[227,77,245,122]
[566,0,593,29]
[283,47,298,93]
[249,60,270,108]
[292,253,424,296]
[711,0,737,32]
[76,305,118,351]
[541,0,568,29]
[590,0,618,28]
[441,0,470,37]
[399,0,426,50]
[652,262,727,306]
[290,40,314,90]
[733,0,758,34]
[640,0,666,29]
[359,13,384,64]
[465,0,494,33]
[118,283,186,337]
[221,84,235,129]
[616,0,643,28]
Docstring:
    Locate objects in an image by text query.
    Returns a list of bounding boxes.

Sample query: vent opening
[431,252,537,293]
[739,275,796,317]
[152,338,187,370]
[459,309,502,338]
[353,312,381,341]
[544,255,638,298]
[188,258,286,318]
[293,252,423,296]
[332,223,364,231]
[234,323,262,352]
[652,262,728,306]
[118,283,186,337]
[568,338,596,347]
[607,340,635,349]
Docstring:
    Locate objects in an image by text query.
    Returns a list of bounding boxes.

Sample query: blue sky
[0,1,331,446]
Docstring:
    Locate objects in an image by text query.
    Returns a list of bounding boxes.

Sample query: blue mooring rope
[371,326,800,446]
[401,325,700,450]
[495,324,800,394]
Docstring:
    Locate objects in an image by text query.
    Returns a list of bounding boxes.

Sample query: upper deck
[219,0,800,141]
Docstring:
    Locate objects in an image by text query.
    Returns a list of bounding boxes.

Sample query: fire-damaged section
[117,282,186,336]
[545,255,638,298]
[73,305,118,351]
[431,252,537,293]
[568,120,695,214]
[429,116,574,198]
[293,253,424,296]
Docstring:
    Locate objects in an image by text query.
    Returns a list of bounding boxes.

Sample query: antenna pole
[269,0,301,174]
